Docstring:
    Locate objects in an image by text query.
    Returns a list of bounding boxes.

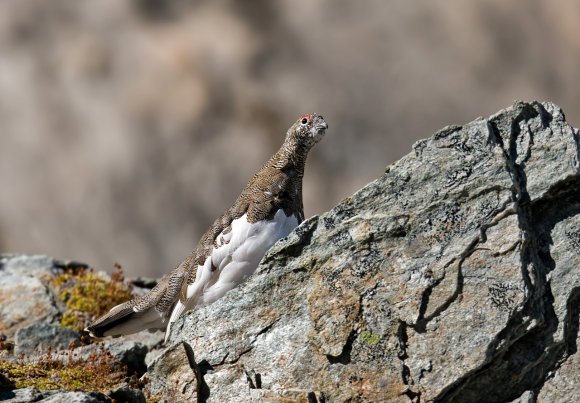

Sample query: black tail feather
[85,302,135,337]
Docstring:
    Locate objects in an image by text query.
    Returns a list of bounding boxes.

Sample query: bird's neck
[274,138,309,175]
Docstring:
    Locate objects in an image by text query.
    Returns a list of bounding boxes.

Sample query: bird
[86,113,328,342]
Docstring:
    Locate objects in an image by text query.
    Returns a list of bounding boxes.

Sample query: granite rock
[0,372,15,391]
[0,388,44,403]
[0,255,156,399]
[0,101,577,402]
[73,339,149,377]
[108,385,146,403]
[0,256,61,337]
[144,342,198,400]
[0,388,113,402]
[39,391,109,403]
[14,323,80,356]
[146,101,579,402]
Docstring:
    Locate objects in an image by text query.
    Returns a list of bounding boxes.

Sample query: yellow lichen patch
[360,330,381,346]
[0,346,125,392]
[52,265,133,331]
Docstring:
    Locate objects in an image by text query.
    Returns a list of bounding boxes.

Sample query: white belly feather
[166,209,299,340]
[186,209,299,306]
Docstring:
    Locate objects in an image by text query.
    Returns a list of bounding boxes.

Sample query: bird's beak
[313,121,328,135]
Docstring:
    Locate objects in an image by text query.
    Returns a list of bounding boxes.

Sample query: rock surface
[14,323,80,356]
[0,256,61,337]
[144,101,579,402]
[0,388,109,403]
[0,255,162,401]
[144,342,198,400]
[0,101,578,402]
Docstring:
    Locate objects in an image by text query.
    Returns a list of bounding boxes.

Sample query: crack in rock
[413,206,517,333]
[573,127,580,171]
[325,329,357,365]
[397,321,422,402]
[434,102,580,402]
[141,101,578,402]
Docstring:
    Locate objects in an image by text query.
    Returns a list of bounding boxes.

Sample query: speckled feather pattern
[86,114,327,338]
[183,114,327,292]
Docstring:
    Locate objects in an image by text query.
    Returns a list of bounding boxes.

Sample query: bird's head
[287,113,328,148]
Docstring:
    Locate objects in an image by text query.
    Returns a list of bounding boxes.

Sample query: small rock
[39,391,109,402]
[0,254,62,280]
[14,322,80,356]
[108,385,146,403]
[509,390,535,403]
[0,388,42,403]
[76,339,149,376]
[0,272,59,337]
[105,340,149,376]
[251,389,326,402]
[0,372,15,391]
[119,330,164,351]
[144,348,164,368]
[145,342,197,400]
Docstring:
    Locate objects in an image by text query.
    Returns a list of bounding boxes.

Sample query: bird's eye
[301,117,309,125]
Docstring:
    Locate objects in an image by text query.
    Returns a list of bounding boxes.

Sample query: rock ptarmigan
[86,113,328,341]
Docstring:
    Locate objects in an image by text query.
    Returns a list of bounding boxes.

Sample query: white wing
[165,209,299,341]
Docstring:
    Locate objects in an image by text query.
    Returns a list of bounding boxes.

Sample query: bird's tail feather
[86,263,190,339]
[85,302,164,338]
[165,300,188,342]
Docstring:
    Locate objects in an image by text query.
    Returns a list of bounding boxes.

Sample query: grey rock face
[0,101,577,401]
[14,323,80,356]
[0,388,43,403]
[0,255,63,279]
[74,339,149,376]
[146,101,579,402]
[144,342,199,400]
[0,255,159,399]
[0,388,112,403]
[0,255,61,337]
[108,385,146,403]
[38,391,108,403]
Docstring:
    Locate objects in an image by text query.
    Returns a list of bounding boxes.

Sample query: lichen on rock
[146,101,579,402]
[51,265,134,332]
[0,257,158,401]
[0,101,578,402]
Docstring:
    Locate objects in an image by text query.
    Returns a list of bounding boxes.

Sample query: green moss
[52,266,133,331]
[360,330,381,346]
[0,347,125,392]
[0,266,136,393]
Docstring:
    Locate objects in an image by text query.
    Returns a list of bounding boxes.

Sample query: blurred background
[1,0,579,278]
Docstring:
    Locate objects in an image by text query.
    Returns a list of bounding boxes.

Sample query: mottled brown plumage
[86,113,327,339]
[185,113,325,282]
